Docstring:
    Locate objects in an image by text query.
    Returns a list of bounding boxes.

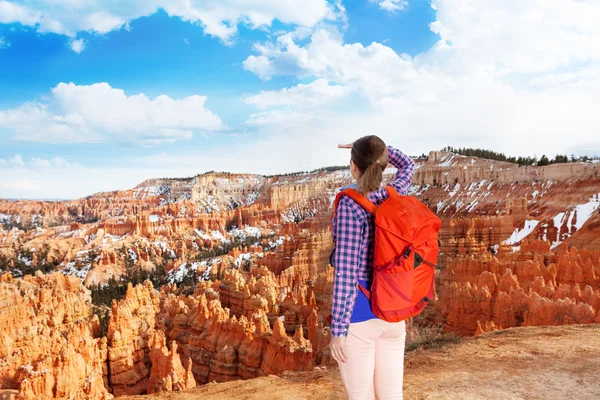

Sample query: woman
[330,135,416,400]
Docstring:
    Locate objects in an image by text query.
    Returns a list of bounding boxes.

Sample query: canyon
[1,151,599,399]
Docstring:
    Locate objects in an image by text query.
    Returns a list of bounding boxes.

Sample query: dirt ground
[123,324,600,400]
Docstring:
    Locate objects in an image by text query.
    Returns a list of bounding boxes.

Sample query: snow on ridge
[213,176,263,190]
[573,193,600,230]
[103,233,127,244]
[247,192,259,204]
[266,236,286,250]
[234,251,264,268]
[436,201,445,213]
[448,183,460,198]
[168,257,222,284]
[134,184,171,199]
[553,212,566,232]
[439,154,455,167]
[127,248,138,263]
[229,226,263,241]
[466,200,480,213]
[503,220,540,245]
[62,261,92,280]
[328,170,352,181]
[408,184,430,197]
[194,226,262,243]
[550,192,600,249]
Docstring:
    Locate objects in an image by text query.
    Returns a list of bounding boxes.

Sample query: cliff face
[416,151,599,186]
[107,281,161,396]
[0,272,111,400]
[104,269,323,395]
[1,151,600,398]
[437,241,600,335]
[190,174,265,211]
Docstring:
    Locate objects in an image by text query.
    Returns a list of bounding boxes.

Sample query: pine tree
[538,155,550,166]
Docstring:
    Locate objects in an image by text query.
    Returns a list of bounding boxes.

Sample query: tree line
[441,146,599,166]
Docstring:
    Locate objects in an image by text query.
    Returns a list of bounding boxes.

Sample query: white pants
[338,319,406,400]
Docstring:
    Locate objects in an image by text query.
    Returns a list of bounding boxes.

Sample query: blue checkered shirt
[330,146,415,336]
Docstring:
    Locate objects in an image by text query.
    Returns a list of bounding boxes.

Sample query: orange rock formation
[0,272,111,400]
[438,241,600,335]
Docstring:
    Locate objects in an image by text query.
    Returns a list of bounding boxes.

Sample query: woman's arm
[386,145,416,195]
[331,196,363,337]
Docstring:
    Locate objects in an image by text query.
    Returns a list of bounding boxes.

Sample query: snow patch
[247,192,259,204]
[503,220,539,245]
[448,183,460,198]
[439,155,455,167]
[62,261,92,280]
[573,193,600,230]
[229,226,262,241]
[550,193,600,249]
[127,249,138,263]
[168,259,217,284]
[436,201,445,213]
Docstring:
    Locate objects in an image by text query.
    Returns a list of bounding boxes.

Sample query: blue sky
[0,0,598,199]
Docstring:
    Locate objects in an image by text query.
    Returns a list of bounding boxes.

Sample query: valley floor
[123,324,600,400]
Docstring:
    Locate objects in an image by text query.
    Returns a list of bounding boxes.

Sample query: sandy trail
[122,324,600,400]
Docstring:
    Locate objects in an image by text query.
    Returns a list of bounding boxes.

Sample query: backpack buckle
[414,253,423,268]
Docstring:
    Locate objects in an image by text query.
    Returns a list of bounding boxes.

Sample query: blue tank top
[350,279,378,323]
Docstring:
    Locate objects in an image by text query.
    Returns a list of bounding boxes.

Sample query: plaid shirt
[330,146,415,337]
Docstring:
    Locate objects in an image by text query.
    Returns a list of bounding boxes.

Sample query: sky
[0,0,599,200]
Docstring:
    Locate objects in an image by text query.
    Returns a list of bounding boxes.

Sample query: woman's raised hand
[338,143,353,149]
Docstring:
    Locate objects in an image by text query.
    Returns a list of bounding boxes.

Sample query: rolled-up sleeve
[387,145,415,195]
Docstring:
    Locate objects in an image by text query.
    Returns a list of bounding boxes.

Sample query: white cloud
[244,30,443,104]
[241,0,600,158]
[0,1,39,27]
[245,79,349,109]
[0,0,338,45]
[0,155,117,199]
[70,38,85,53]
[30,157,83,169]
[0,36,10,49]
[246,110,314,128]
[0,155,82,170]
[369,0,408,13]
[4,155,25,165]
[0,82,223,145]
[183,38,189,45]
[428,0,600,74]
[133,133,352,176]
[0,155,88,198]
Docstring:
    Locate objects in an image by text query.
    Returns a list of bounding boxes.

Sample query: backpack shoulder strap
[333,188,378,215]
[385,185,399,198]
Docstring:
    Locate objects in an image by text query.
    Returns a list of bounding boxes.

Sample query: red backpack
[332,186,441,322]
